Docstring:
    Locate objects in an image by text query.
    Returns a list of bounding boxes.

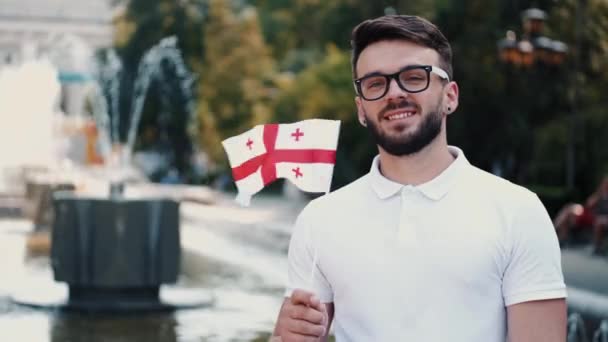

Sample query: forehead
[356,40,440,77]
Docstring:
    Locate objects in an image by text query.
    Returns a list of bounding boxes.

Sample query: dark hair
[351,15,453,80]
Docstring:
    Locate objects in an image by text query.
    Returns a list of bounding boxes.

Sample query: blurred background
[1,0,604,212]
[119,0,606,215]
[0,0,607,341]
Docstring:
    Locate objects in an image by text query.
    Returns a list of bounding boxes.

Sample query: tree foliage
[197,0,275,164]
[272,45,368,187]
[111,0,206,181]
[432,0,608,207]
[117,0,608,207]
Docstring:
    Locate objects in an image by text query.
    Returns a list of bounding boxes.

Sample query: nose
[384,77,407,101]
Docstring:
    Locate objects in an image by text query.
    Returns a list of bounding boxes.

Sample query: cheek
[418,94,442,112]
[359,102,382,118]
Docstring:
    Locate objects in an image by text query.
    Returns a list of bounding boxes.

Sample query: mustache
[379,100,420,118]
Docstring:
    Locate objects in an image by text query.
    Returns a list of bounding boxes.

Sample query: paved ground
[563,246,608,295]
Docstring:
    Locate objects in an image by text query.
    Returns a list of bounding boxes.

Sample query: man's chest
[319,202,508,308]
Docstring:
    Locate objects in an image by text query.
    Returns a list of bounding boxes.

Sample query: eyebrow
[358,70,385,79]
[358,64,427,79]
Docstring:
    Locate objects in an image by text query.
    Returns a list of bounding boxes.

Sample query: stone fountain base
[11,282,214,313]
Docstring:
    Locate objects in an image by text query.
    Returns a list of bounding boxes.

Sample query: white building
[0,0,114,59]
[0,0,114,115]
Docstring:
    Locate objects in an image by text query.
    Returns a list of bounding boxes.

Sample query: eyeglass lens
[360,67,429,100]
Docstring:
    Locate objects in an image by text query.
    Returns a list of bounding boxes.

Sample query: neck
[377,135,454,186]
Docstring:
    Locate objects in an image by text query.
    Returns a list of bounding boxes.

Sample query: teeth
[387,112,414,120]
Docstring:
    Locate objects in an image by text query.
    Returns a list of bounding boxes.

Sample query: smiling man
[272,15,567,342]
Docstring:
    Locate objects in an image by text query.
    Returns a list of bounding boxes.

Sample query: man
[273,15,567,341]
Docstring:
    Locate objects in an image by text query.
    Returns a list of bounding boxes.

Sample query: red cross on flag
[222,119,341,206]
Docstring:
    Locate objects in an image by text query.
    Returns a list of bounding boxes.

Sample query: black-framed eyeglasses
[354,65,450,101]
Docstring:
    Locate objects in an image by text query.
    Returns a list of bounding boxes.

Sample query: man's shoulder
[301,174,371,215]
[463,164,538,203]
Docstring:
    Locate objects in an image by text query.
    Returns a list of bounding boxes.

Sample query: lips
[385,111,416,121]
[379,101,420,122]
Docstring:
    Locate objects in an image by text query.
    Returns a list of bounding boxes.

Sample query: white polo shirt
[285,146,566,341]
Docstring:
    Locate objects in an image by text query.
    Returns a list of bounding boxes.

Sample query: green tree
[272,45,370,188]
[117,0,205,68]
[198,0,276,164]
[112,0,206,181]
[434,0,608,210]
[546,0,608,195]
[252,0,439,68]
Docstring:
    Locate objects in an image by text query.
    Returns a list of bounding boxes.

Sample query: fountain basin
[11,281,214,313]
[35,193,197,312]
[23,176,75,230]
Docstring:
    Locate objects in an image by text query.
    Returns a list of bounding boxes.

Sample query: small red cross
[292,167,303,178]
[291,128,304,141]
[246,138,253,150]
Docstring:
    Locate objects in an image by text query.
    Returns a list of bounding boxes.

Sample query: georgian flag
[222,119,341,206]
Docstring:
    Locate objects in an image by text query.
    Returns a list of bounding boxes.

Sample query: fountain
[11,36,211,312]
[95,36,197,187]
[50,194,183,311]
[0,57,76,229]
[0,59,60,177]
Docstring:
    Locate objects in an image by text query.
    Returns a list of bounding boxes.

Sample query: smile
[386,111,416,120]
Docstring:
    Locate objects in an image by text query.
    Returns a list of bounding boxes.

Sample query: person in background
[590,176,608,253]
[554,176,608,253]
[272,14,566,342]
[554,202,594,245]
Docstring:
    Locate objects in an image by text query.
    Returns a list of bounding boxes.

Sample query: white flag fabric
[222,119,341,206]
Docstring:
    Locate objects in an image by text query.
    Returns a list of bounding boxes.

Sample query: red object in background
[84,121,104,165]
[575,206,595,229]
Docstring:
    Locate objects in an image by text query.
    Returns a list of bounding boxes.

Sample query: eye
[362,77,386,89]
[400,69,427,82]
[403,75,424,81]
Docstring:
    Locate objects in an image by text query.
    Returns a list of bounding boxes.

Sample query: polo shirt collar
[369,146,469,201]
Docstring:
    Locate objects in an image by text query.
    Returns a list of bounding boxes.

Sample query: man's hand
[272,289,330,341]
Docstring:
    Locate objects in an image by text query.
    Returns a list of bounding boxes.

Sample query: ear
[444,81,459,116]
[355,96,367,127]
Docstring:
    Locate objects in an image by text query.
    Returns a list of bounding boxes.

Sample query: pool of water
[0,195,304,341]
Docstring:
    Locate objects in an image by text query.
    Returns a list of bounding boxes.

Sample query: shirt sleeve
[284,203,333,303]
[502,192,567,306]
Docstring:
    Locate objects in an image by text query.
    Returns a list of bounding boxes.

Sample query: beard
[364,99,443,156]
